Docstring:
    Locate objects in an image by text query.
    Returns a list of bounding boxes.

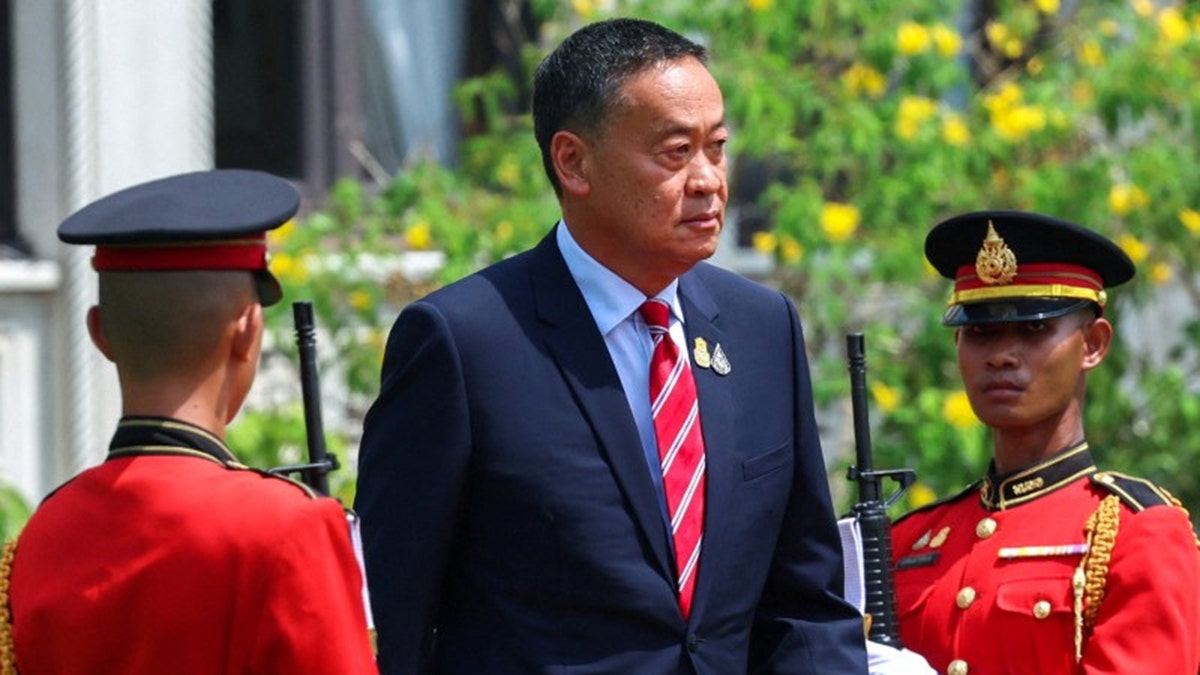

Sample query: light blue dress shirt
[555,222,689,517]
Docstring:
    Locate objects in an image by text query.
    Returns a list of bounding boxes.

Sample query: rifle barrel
[293,301,331,495]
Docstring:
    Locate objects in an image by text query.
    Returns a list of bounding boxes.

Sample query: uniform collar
[980,441,1096,510]
[107,416,241,467]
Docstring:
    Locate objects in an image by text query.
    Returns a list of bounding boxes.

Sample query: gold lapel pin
[693,337,712,369]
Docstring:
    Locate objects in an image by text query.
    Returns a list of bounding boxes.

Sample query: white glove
[867,640,937,675]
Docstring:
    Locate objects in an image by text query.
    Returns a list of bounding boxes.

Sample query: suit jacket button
[686,634,699,652]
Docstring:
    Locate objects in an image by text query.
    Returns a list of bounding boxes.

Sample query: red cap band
[92,235,268,272]
[954,262,1103,293]
[950,262,1107,308]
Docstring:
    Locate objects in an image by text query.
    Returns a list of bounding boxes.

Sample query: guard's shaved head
[96,270,258,382]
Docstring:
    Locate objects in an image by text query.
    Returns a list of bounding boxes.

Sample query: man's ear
[85,305,115,362]
[550,130,592,197]
[1081,316,1112,371]
[230,302,263,363]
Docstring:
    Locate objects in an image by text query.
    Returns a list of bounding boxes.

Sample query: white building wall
[0,0,213,503]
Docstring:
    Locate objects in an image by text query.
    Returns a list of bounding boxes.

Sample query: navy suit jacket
[355,230,868,674]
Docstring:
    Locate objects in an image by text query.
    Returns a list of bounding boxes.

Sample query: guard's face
[569,57,728,295]
[955,313,1105,432]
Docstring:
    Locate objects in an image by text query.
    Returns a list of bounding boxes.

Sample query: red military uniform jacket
[5,416,377,674]
[892,442,1200,675]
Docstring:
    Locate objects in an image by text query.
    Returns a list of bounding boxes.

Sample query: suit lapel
[529,234,675,579]
[678,269,735,622]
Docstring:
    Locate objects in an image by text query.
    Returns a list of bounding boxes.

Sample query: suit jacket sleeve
[354,301,470,675]
[748,297,869,674]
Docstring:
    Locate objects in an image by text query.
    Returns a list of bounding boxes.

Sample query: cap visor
[254,270,283,307]
[943,298,1095,326]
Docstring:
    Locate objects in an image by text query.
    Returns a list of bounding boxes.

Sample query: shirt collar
[556,221,682,332]
[979,441,1096,510]
[107,416,240,466]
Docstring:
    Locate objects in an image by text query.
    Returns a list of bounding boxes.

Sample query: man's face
[569,57,728,295]
[955,313,1103,432]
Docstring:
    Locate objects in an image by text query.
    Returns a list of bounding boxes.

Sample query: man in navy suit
[355,17,869,674]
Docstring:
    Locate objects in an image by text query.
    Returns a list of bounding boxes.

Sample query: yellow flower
[843,64,887,99]
[1099,19,1120,37]
[871,382,901,414]
[942,390,979,430]
[405,220,433,250]
[986,22,1024,57]
[495,158,521,189]
[941,113,971,146]
[923,258,940,278]
[983,81,1023,111]
[897,22,932,56]
[1158,8,1190,45]
[495,220,514,244]
[367,329,386,364]
[1179,208,1200,236]
[907,482,938,510]
[983,81,1040,140]
[349,289,371,311]
[931,24,962,57]
[268,218,298,246]
[571,0,595,19]
[752,230,778,254]
[1108,184,1148,216]
[990,104,1046,141]
[747,0,773,11]
[1133,0,1155,19]
[1150,261,1172,285]
[1025,56,1044,76]
[1034,0,1059,14]
[820,202,860,243]
[1078,40,1105,67]
[1116,233,1149,264]
[896,95,938,140]
[1002,37,1024,59]
[780,236,804,264]
[269,252,309,285]
[985,21,1010,47]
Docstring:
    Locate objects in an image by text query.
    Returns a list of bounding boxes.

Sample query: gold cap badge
[975,220,1018,286]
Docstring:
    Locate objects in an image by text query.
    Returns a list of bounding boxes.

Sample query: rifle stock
[846,333,915,647]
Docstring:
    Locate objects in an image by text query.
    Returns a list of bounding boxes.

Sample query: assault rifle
[269,301,339,495]
[846,333,916,646]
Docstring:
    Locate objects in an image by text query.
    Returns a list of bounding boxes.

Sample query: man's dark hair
[532,18,707,196]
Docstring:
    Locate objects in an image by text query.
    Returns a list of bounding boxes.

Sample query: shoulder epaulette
[893,480,981,525]
[1090,471,1182,513]
[232,464,320,500]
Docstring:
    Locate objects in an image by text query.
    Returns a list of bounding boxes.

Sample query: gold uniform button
[956,586,977,609]
[1033,600,1052,619]
[948,659,969,675]
[976,517,998,538]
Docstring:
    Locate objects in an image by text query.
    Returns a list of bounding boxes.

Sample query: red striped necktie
[640,299,706,620]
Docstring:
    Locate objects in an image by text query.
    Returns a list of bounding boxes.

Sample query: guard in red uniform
[0,170,377,674]
[891,210,1200,675]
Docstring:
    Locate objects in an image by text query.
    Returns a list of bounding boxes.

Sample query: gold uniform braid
[0,538,17,675]
[1073,495,1120,663]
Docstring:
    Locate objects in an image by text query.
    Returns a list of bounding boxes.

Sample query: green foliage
[0,484,32,541]
[236,0,1200,521]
